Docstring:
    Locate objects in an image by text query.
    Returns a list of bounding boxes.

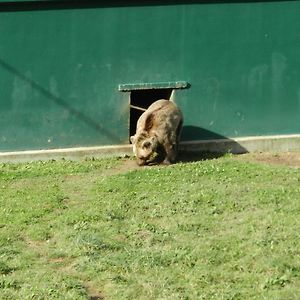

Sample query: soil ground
[127,151,300,170]
[236,151,300,168]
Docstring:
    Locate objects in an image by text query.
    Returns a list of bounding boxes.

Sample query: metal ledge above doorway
[118,81,189,92]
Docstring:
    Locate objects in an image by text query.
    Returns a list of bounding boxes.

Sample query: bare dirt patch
[236,152,300,168]
[122,152,300,170]
[107,157,167,174]
[112,158,140,173]
[114,152,300,173]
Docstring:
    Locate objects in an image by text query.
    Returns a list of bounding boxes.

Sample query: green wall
[0,1,300,151]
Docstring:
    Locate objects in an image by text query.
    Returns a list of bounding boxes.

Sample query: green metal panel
[0,1,300,151]
[0,3,130,151]
[179,0,300,140]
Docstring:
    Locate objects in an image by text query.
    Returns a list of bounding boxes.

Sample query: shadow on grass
[177,151,226,163]
[89,296,103,300]
[177,126,248,163]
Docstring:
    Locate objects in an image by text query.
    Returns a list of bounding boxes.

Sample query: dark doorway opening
[129,88,173,139]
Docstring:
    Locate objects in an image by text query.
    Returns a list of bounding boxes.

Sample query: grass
[0,155,300,299]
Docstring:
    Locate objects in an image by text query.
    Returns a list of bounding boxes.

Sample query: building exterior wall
[0,0,300,152]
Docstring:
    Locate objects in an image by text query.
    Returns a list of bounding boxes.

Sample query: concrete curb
[1,134,300,163]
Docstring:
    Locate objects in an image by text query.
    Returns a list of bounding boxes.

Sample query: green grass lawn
[0,155,300,299]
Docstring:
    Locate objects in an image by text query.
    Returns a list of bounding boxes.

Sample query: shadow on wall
[0,1,288,12]
[0,58,122,144]
[178,126,248,162]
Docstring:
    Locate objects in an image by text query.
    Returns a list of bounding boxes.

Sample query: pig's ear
[130,135,135,143]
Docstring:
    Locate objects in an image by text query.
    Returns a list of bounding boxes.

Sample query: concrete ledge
[0,145,133,163]
[180,134,300,154]
[0,134,300,163]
